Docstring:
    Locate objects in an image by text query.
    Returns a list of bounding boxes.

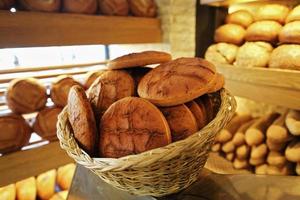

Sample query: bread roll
[63,0,97,14]
[245,21,282,43]
[6,78,47,114]
[222,141,235,153]
[37,169,56,200]
[33,107,62,141]
[285,110,300,136]
[235,42,273,68]
[236,144,250,159]
[99,0,129,16]
[251,144,268,159]
[0,184,16,200]
[50,75,81,107]
[204,43,238,64]
[232,119,256,147]
[0,113,32,154]
[255,4,290,24]
[286,5,300,23]
[225,10,254,28]
[0,0,15,9]
[269,45,300,70]
[49,190,68,200]
[266,139,286,151]
[245,113,279,146]
[128,0,156,17]
[211,142,221,152]
[266,112,290,144]
[16,177,36,200]
[279,21,300,44]
[285,139,300,162]
[57,163,76,190]
[267,151,286,167]
[233,158,249,169]
[83,70,105,89]
[255,164,268,175]
[249,157,265,166]
[226,152,234,161]
[214,24,246,45]
[18,0,61,12]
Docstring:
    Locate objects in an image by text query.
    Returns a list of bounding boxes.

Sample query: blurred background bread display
[16,177,36,200]
[214,24,246,45]
[56,163,76,190]
[6,78,47,114]
[18,0,61,12]
[63,0,97,14]
[279,21,300,44]
[50,75,81,107]
[269,45,300,71]
[98,0,129,16]
[204,43,238,64]
[0,114,32,154]
[255,4,290,24]
[286,5,300,23]
[225,10,253,28]
[245,21,282,43]
[286,110,300,136]
[128,0,156,18]
[36,169,56,200]
[0,0,15,9]
[0,184,16,200]
[33,107,63,141]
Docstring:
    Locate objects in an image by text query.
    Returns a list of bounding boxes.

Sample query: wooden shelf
[216,64,300,110]
[0,11,161,48]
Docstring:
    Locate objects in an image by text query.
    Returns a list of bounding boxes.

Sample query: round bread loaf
[68,85,97,156]
[255,164,268,175]
[50,75,81,107]
[245,21,282,43]
[63,0,97,14]
[186,101,207,130]
[6,78,47,114]
[255,4,290,24]
[267,151,286,167]
[0,184,16,200]
[214,24,246,45]
[56,163,75,190]
[0,114,32,154]
[285,140,300,162]
[99,97,171,158]
[36,169,56,200]
[235,42,273,68]
[0,0,15,9]
[207,73,225,93]
[286,5,300,23]
[269,45,300,71]
[99,0,129,16]
[204,43,238,64]
[83,70,105,89]
[279,21,300,44]
[107,51,171,70]
[226,10,254,28]
[138,57,216,106]
[160,104,198,142]
[33,107,62,141]
[18,0,61,12]
[128,0,156,17]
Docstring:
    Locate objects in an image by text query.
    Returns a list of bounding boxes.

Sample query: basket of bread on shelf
[205,3,300,71]
[55,51,236,196]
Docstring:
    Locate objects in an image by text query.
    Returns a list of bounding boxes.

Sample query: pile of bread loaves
[66,51,225,158]
[0,163,75,200]
[205,4,300,71]
[0,0,157,17]
[212,110,300,175]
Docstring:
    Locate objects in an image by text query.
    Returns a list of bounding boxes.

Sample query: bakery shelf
[0,141,73,186]
[0,10,161,48]
[216,64,300,110]
[200,0,299,6]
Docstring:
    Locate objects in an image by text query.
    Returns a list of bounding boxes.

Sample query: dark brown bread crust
[197,94,214,123]
[137,57,216,106]
[18,0,61,12]
[99,97,171,158]
[186,101,207,131]
[128,0,156,17]
[63,0,97,14]
[99,0,129,16]
[83,70,106,89]
[68,85,97,156]
[160,104,198,142]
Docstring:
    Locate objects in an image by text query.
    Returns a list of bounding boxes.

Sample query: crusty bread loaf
[63,0,97,14]
[269,45,300,71]
[225,10,254,28]
[128,0,156,17]
[18,0,61,12]
[245,21,282,43]
[204,43,238,64]
[286,5,300,23]
[214,24,246,45]
[279,21,300,44]
[99,0,129,16]
[255,4,290,24]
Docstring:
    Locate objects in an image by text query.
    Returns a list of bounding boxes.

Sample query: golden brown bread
[250,143,268,159]
[236,144,250,160]
[285,139,300,162]
[125,67,151,89]
[226,10,254,28]
[232,119,256,147]
[108,51,171,70]
[214,24,246,45]
[286,5,300,23]
[57,163,76,190]
[18,0,61,12]
[160,104,198,142]
[67,85,97,156]
[266,112,290,144]
[222,141,235,153]
[204,43,239,64]
[186,101,206,131]
[267,151,286,167]
[207,73,225,93]
[269,45,300,71]
[225,152,234,161]
[6,78,47,114]
[33,107,62,141]
[100,97,171,158]
[267,164,294,175]
[0,113,32,154]
[63,0,97,14]
[49,191,68,200]
[99,0,129,16]
[50,75,81,107]
[0,0,15,9]
[16,177,36,200]
[211,143,221,152]
[0,184,16,200]
[249,157,265,166]
[233,158,249,169]
[83,70,106,89]
[245,21,282,43]
[266,139,286,151]
[279,21,300,44]
[255,4,290,24]
[255,164,268,175]
[286,110,300,136]
[36,169,56,200]
[128,0,156,17]
[138,57,216,106]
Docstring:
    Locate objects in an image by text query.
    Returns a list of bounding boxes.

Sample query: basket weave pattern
[57,89,236,197]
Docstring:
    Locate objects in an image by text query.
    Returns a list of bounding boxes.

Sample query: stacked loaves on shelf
[205,4,300,71]
[0,0,157,18]
[212,109,300,175]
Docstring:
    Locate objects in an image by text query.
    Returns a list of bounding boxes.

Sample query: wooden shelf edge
[0,11,162,48]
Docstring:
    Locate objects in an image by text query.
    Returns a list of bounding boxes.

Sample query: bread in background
[16,177,36,200]
[204,43,238,64]
[99,0,129,16]
[269,45,300,71]
[128,0,156,17]
[226,10,254,28]
[255,4,290,24]
[63,0,97,14]
[245,21,282,43]
[57,163,76,190]
[286,5,300,23]
[214,24,246,45]
[18,0,61,12]
[36,169,56,200]
[279,21,300,44]
[0,184,16,200]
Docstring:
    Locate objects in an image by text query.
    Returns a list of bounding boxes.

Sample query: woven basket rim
[57,89,236,172]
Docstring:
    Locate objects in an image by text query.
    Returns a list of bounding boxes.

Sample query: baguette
[286,110,300,136]
[285,139,300,162]
[267,151,286,167]
[249,157,265,166]
[233,158,249,169]
[267,112,290,144]
[211,143,221,152]
[222,141,235,153]
[236,144,250,160]
[232,119,256,146]
[245,113,280,146]
[226,152,235,161]
[255,164,268,175]
[250,143,268,159]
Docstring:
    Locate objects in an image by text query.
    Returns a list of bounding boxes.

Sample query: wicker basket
[57,89,236,197]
